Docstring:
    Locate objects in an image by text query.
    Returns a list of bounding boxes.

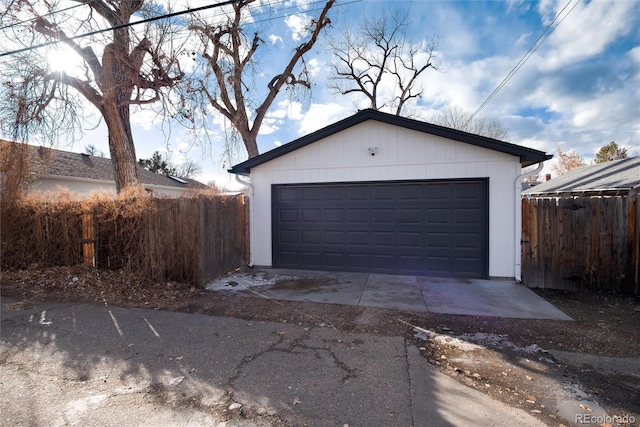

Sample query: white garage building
[230,109,551,279]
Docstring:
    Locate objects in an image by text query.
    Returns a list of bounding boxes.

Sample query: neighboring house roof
[2,141,206,190]
[229,109,552,175]
[523,156,640,197]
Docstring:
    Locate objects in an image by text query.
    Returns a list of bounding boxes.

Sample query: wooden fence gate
[522,192,639,293]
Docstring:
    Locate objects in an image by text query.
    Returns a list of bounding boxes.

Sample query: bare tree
[175,159,201,179]
[328,8,438,116]
[186,0,334,159]
[551,146,586,175]
[0,0,184,192]
[431,106,509,140]
[84,144,105,157]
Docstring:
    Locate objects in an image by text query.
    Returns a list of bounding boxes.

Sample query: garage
[273,180,488,277]
[229,109,551,279]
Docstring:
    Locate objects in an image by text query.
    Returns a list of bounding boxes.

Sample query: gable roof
[3,141,206,189]
[524,156,640,197]
[229,109,552,175]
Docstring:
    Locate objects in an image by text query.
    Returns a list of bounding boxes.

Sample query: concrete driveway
[207,269,572,321]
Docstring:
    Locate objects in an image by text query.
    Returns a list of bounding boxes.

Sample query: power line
[0,0,100,31]
[467,0,581,123]
[0,0,239,58]
[153,0,359,48]
[0,0,352,58]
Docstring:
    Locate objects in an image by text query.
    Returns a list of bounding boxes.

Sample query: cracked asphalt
[1,301,545,426]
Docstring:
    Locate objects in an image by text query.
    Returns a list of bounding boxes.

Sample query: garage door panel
[454,232,482,249]
[399,232,422,248]
[425,256,452,273]
[454,258,482,275]
[323,231,344,245]
[301,230,320,244]
[372,254,395,269]
[277,251,299,266]
[348,209,369,223]
[426,209,450,224]
[278,188,298,201]
[373,232,394,247]
[426,184,451,200]
[279,230,298,244]
[398,185,422,201]
[348,187,368,200]
[347,231,369,246]
[301,209,321,222]
[347,253,369,269]
[279,209,298,222]
[325,253,346,268]
[301,187,322,201]
[273,180,487,277]
[455,208,482,224]
[324,208,344,222]
[301,252,322,266]
[321,187,344,201]
[398,208,422,224]
[373,209,395,223]
[455,183,483,199]
[373,186,395,200]
[425,232,450,249]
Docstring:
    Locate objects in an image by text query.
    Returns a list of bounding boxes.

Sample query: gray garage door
[272,180,488,277]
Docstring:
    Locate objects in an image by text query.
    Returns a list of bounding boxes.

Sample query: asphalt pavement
[0,299,546,427]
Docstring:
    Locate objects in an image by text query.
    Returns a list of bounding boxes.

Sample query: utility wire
[0,0,239,58]
[0,0,353,58]
[467,0,581,123]
[0,0,99,31]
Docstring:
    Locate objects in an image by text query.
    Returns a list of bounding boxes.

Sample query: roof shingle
[3,141,206,189]
[524,157,640,196]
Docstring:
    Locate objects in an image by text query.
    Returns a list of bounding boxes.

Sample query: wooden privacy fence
[522,193,639,294]
[1,194,248,285]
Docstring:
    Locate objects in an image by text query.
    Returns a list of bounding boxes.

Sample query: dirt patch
[1,266,639,426]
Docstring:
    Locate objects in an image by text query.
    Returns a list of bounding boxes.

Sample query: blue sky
[4,0,639,188]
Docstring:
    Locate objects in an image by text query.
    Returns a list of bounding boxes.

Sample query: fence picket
[522,196,636,293]
[1,194,248,286]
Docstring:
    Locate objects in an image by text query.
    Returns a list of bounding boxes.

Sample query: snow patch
[414,328,547,355]
[206,272,299,292]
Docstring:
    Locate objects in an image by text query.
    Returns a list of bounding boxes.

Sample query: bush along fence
[1,194,248,286]
[522,192,639,294]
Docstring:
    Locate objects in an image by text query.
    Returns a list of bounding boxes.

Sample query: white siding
[248,121,521,278]
[30,176,189,199]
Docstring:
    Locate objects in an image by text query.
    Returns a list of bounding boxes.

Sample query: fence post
[81,212,95,267]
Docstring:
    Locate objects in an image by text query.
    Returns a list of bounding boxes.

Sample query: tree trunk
[101,42,140,193]
[103,100,140,192]
[242,132,260,159]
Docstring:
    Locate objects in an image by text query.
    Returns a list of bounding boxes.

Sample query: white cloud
[269,100,303,120]
[537,0,636,71]
[130,108,163,131]
[298,103,351,135]
[284,13,310,41]
[305,58,322,79]
[629,46,640,64]
[268,34,283,45]
[259,118,278,135]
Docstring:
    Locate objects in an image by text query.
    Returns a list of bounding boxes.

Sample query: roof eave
[228,109,552,174]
